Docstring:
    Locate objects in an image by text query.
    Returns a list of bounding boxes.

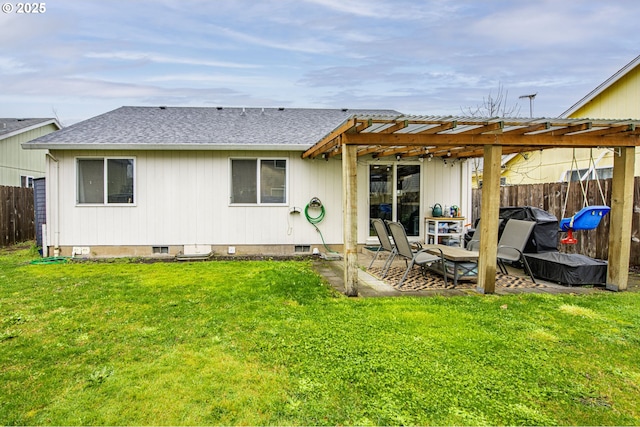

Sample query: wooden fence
[472,177,640,265]
[0,186,35,247]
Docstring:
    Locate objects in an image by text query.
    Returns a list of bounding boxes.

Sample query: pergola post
[606,146,635,291]
[342,136,359,296]
[477,144,502,294]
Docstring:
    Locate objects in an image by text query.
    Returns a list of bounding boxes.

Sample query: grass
[1,246,639,425]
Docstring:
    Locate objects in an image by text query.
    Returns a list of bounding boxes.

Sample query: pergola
[302,115,640,295]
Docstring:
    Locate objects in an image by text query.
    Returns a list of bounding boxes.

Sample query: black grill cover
[470,206,560,253]
[498,206,559,253]
[525,252,607,285]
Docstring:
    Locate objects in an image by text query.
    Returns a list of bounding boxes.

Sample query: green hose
[304,203,325,225]
[304,203,338,254]
[30,256,70,265]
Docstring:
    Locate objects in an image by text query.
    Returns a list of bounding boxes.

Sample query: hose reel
[304,197,337,255]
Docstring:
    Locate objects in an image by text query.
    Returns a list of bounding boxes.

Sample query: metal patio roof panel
[303,115,640,160]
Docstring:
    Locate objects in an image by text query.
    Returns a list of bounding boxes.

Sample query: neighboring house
[0,118,61,187]
[23,106,469,257]
[500,54,640,185]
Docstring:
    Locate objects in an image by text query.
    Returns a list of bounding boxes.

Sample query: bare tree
[51,107,64,127]
[461,83,521,187]
[461,83,521,118]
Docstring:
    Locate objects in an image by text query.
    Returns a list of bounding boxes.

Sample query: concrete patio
[313,249,613,297]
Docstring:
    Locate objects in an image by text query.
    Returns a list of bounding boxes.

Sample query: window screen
[77,158,135,204]
[77,159,104,204]
[260,159,286,203]
[231,158,287,204]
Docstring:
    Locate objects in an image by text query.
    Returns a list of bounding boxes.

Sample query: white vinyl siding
[47,150,465,249]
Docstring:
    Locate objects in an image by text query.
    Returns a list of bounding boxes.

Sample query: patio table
[423,244,479,286]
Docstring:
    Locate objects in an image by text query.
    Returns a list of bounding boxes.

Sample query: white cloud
[0,57,35,74]
[84,51,261,69]
[211,25,337,54]
[470,2,627,47]
[300,0,390,18]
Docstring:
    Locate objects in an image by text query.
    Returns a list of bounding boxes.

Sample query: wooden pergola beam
[373,146,412,159]
[379,120,408,134]
[357,145,383,157]
[342,132,640,148]
[462,121,504,135]
[355,118,373,132]
[503,122,551,135]
[302,117,356,159]
[574,124,634,137]
[416,121,457,134]
[547,122,592,136]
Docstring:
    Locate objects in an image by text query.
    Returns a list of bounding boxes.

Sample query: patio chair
[368,218,397,278]
[467,222,481,251]
[466,219,503,251]
[386,220,447,287]
[497,219,537,284]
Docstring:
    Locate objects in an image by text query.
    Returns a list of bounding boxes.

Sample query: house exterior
[0,118,61,187]
[23,106,470,258]
[500,54,640,186]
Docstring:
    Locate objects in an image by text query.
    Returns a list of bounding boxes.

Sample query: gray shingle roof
[23,106,402,150]
[1,118,59,140]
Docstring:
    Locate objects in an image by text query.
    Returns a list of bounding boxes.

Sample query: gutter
[45,152,61,255]
[22,143,312,151]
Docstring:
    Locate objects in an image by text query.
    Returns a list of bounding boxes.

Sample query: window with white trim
[20,175,34,188]
[564,167,613,182]
[77,158,135,205]
[230,158,287,204]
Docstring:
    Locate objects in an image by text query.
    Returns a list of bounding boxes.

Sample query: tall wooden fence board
[0,186,35,247]
[472,177,640,265]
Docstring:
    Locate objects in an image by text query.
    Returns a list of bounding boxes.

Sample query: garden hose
[30,256,70,265]
[304,199,338,254]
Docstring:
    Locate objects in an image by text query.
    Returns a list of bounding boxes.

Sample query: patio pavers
[314,250,607,297]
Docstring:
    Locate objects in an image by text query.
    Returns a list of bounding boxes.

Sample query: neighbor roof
[1,118,61,141]
[22,106,401,151]
[560,54,640,118]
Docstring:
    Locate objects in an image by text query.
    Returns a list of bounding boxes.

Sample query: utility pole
[519,93,537,118]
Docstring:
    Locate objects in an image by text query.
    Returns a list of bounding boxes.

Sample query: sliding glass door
[369,164,421,237]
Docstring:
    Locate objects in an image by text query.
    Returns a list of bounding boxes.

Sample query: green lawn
[1,247,639,426]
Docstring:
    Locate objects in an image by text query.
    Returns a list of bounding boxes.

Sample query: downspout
[45,152,60,256]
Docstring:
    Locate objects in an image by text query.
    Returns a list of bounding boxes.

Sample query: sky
[1,0,639,126]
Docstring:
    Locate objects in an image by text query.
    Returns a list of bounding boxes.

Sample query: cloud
[85,51,261,69]
[300,0,392,18]
[0,56,35,74]
[300,0,459,21]
[210,25,338,54]
[470,1,628,47]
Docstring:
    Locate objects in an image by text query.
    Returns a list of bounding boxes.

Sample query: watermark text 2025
[2,3,46,13]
